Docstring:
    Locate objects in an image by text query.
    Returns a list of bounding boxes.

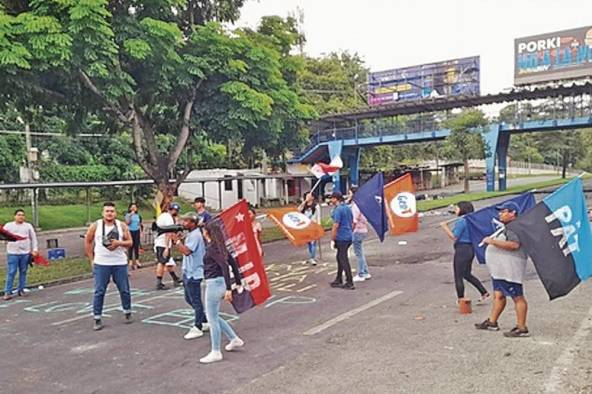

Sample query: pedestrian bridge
[290,82,592,192]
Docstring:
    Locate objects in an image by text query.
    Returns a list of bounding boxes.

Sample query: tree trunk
[463,158,470,193]
[561,151,569,179]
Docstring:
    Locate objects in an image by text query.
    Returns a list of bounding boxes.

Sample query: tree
[443,109,488,193]
[1,1,311,207]
[299,52,368,115]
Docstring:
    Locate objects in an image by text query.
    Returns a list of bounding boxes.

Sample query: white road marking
[544,304,592,393]
[303,289,404,336]
[51,291,181,326]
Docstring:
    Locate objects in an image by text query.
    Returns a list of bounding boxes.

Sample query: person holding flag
[200,221,244,364]
[298,192,320,265]
[440,202,489,303]
[351,200,371,283]
[330,191,355,290]
[475,201,530,338]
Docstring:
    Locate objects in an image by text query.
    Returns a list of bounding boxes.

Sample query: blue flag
[508,178,592,299]
[464,192,536,264]
[353,173,389,242]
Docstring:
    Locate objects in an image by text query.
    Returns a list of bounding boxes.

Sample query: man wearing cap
[154,202,182,290]
[475,201,530,338]
[330,191,355,290]
[171,212,208,339]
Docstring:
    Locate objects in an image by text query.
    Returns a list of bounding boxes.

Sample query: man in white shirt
[154,202,182,290]
[84,202,133,331]
[3,209,38,300]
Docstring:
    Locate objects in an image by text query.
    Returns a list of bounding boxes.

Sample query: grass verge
[416,177,577,211]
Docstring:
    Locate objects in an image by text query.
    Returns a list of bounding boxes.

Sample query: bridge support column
[497,132,510,192]
[483,124,501,192]
[345,147,361,187]
[327,140,344,193]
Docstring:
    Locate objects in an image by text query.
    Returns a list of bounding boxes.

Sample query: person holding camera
[84,202,133,331]
[171,212,209,340]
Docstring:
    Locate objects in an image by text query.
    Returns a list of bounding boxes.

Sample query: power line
[0,129,106,138]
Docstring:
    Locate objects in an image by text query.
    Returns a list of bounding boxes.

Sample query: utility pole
[24,122,39,228]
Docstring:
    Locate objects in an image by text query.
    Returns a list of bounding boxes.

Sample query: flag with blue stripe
[508,177,592,299]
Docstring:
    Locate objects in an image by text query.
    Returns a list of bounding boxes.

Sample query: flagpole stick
[310,178,323,194]
[478,227,505,247]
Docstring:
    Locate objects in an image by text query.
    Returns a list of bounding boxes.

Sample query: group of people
[2,186,532,374]
[441,201,530,338]
[84,197,243,363]
[299,186,372,291]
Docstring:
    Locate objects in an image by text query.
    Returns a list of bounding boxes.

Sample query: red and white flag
[0,225,25,242]
[309,156,343,179]
[218,200,271,306]
[384,173,419,235]
[266,207,325,246]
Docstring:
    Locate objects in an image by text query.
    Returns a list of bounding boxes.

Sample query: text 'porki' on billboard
[514,26,592,85]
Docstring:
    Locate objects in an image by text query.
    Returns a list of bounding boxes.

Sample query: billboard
[514,26,592,85]
[367,56,480,106]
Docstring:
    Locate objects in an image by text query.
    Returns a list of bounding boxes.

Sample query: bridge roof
[319,81,592,125]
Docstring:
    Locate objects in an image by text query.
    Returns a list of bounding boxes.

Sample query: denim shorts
[492,279,523,298]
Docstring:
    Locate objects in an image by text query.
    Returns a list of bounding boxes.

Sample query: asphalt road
[1,184,592,394]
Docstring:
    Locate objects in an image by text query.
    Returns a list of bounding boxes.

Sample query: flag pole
[310,178,323,194]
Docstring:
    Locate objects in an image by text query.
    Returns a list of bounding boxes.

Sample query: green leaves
[123,38,151,60]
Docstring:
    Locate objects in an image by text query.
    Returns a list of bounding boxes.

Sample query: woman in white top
[299,192,320,265]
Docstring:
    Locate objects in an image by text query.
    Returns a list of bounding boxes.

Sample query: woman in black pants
[440,201,489,303]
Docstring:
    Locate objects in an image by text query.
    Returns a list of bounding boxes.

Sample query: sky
[236,0,592,95]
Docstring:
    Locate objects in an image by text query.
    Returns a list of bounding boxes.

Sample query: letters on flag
[217,200,271,307]
[309,155,343,179]
[384,173,418,235]
[353,173,389,242]
[0,224,25,242]
[508,178,592,300]
[266,207,325,246]
[464,192,536,264]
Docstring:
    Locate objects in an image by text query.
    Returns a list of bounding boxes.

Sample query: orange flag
[384,173,419,235]
[266,207,325,246]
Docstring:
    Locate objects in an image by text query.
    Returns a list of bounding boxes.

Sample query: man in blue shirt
[172,212,208,340]
[330,191,355,290]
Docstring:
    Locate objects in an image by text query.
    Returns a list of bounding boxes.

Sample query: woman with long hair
[200,221,244,364]
[440,201,490,303]
[125,203,143,270]
[298,192,319,265]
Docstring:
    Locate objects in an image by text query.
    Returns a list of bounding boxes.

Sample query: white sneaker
[225,338,244,352]
[353,275,366,283]
[184,326,204,340]
[200,351,223,364]
[310,259,317,266]
[363,273,372,280]
[201,323,210,332]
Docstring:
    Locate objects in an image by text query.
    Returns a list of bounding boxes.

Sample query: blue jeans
[205,277,238,352]
[307,242,316,260]
[183,275,207,329]
[353,232,369,276]
[92,264,131,319]
[4,254,31,294]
